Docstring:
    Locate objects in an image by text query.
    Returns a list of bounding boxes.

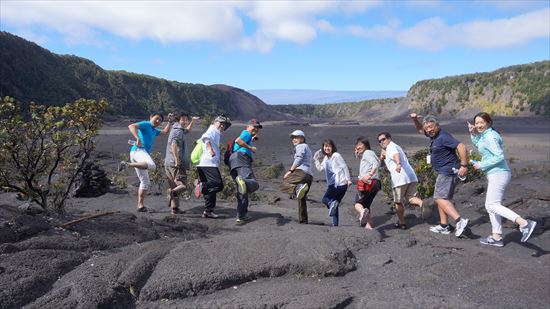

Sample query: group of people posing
[118,111,537,246]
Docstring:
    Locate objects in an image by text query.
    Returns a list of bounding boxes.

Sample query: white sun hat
[289,130,305,138]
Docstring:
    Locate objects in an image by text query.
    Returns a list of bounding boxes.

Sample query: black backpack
[223,138,239,166]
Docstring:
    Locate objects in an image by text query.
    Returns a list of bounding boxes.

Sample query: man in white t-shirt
[378,132,426,229]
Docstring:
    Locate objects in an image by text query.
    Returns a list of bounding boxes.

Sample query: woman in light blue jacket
[469,112,536,247]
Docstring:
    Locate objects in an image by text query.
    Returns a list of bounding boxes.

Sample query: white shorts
[130,149,156,190]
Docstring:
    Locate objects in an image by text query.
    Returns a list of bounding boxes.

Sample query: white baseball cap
[289,130,305,138]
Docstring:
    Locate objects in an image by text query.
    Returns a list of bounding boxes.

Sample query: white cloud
[0,0,379,53]
[1,1,546,53]
[346,7,550,51]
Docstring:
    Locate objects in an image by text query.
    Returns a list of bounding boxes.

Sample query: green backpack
[190,139,204,164]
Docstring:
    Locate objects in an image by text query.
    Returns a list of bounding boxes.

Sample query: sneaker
[295,183,309,200]
[328,200,339,217]
[194,179,202,198]
[235,176,247,194]
[455,218,469,237]
[202,211,219,219]
[520,220,537,242]
[359,208,369,226]
[480,235,504,247]
[117,161,128,172]
[137,206,150,213]
[235,216,251,225]
[430,224,451,235]
[171,208,183,215]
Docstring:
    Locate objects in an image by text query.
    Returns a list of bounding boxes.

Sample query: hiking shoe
[137,206,150,213]
[520,220,537,242]
[480,235,504,247]
[202,211,219,219]
[328,200,339,217]
[235,176,247,194]
[455,218,469,237]
[295,183,309,200]
[117,161,128,172]
[171,208,183,215]
[430,224,451,235]
[359,208,369,226]
[194,179,202,198]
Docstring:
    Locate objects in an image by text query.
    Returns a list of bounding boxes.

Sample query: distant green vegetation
[0,32,257,119]
[273,98,402,119]
[409,61,550,116]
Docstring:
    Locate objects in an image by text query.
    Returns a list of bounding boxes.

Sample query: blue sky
[1,1,549,91]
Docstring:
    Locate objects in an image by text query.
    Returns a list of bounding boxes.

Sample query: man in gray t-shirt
[165,112,199,214]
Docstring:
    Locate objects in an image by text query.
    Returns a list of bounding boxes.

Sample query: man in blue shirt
[228,119,263,225]
[118,112,174,212]
[411,113,470,237]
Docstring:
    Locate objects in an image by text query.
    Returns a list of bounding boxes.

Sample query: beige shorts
[392,182,418,204]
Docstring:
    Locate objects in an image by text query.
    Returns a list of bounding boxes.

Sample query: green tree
[0,97,108,210]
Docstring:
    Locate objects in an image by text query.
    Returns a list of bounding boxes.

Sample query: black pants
[197,166,223,211]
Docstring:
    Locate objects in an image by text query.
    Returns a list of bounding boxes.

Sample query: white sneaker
[202,211,219,219]
[520,220,537,242]
[455,218,469,237]
[295,183,309,200]
[359,208,369,226]
[430,224,451,235]
[117,161,128,172]
[328,200,339,217]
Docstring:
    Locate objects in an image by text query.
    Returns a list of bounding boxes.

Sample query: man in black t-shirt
[411,113,470,237]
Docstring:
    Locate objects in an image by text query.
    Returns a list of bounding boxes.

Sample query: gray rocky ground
[1,119,549,308]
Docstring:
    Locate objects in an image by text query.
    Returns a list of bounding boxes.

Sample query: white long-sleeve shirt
[315,152,350,186]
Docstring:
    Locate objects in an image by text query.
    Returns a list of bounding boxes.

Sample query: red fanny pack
[357,179,378,192]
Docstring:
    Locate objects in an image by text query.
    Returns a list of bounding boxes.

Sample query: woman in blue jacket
[469,112,536,247]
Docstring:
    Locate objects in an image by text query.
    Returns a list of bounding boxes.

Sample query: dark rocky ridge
[0,31,287,121]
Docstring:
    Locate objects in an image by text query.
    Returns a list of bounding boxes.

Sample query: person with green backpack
[195,115,231,218]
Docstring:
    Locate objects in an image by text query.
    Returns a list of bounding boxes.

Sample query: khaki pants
[280,169,313,223]
[165,166,187,209]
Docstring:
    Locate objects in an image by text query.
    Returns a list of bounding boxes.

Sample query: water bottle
[452,167,466,181]
[128,139,137,146]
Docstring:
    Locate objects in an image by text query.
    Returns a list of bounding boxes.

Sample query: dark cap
[247,119,263,129]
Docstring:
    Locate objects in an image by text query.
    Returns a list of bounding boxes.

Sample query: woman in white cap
[280,130,313,224]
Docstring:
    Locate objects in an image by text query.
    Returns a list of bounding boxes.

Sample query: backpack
[190,139,204,164]
[223,138,239,166]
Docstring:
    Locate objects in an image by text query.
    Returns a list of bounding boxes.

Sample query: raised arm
[185,116,200,132]
[410,113,424,134]
[160,113,174,135]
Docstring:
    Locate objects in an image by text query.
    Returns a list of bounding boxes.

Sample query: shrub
[0,97,107,210]
[379,148,484,203]
[263,163,285,179]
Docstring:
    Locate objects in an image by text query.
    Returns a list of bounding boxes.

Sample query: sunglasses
[378,137,387,143]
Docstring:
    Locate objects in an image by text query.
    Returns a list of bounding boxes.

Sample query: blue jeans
[230,166,259,219]
[322,184,348,226]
